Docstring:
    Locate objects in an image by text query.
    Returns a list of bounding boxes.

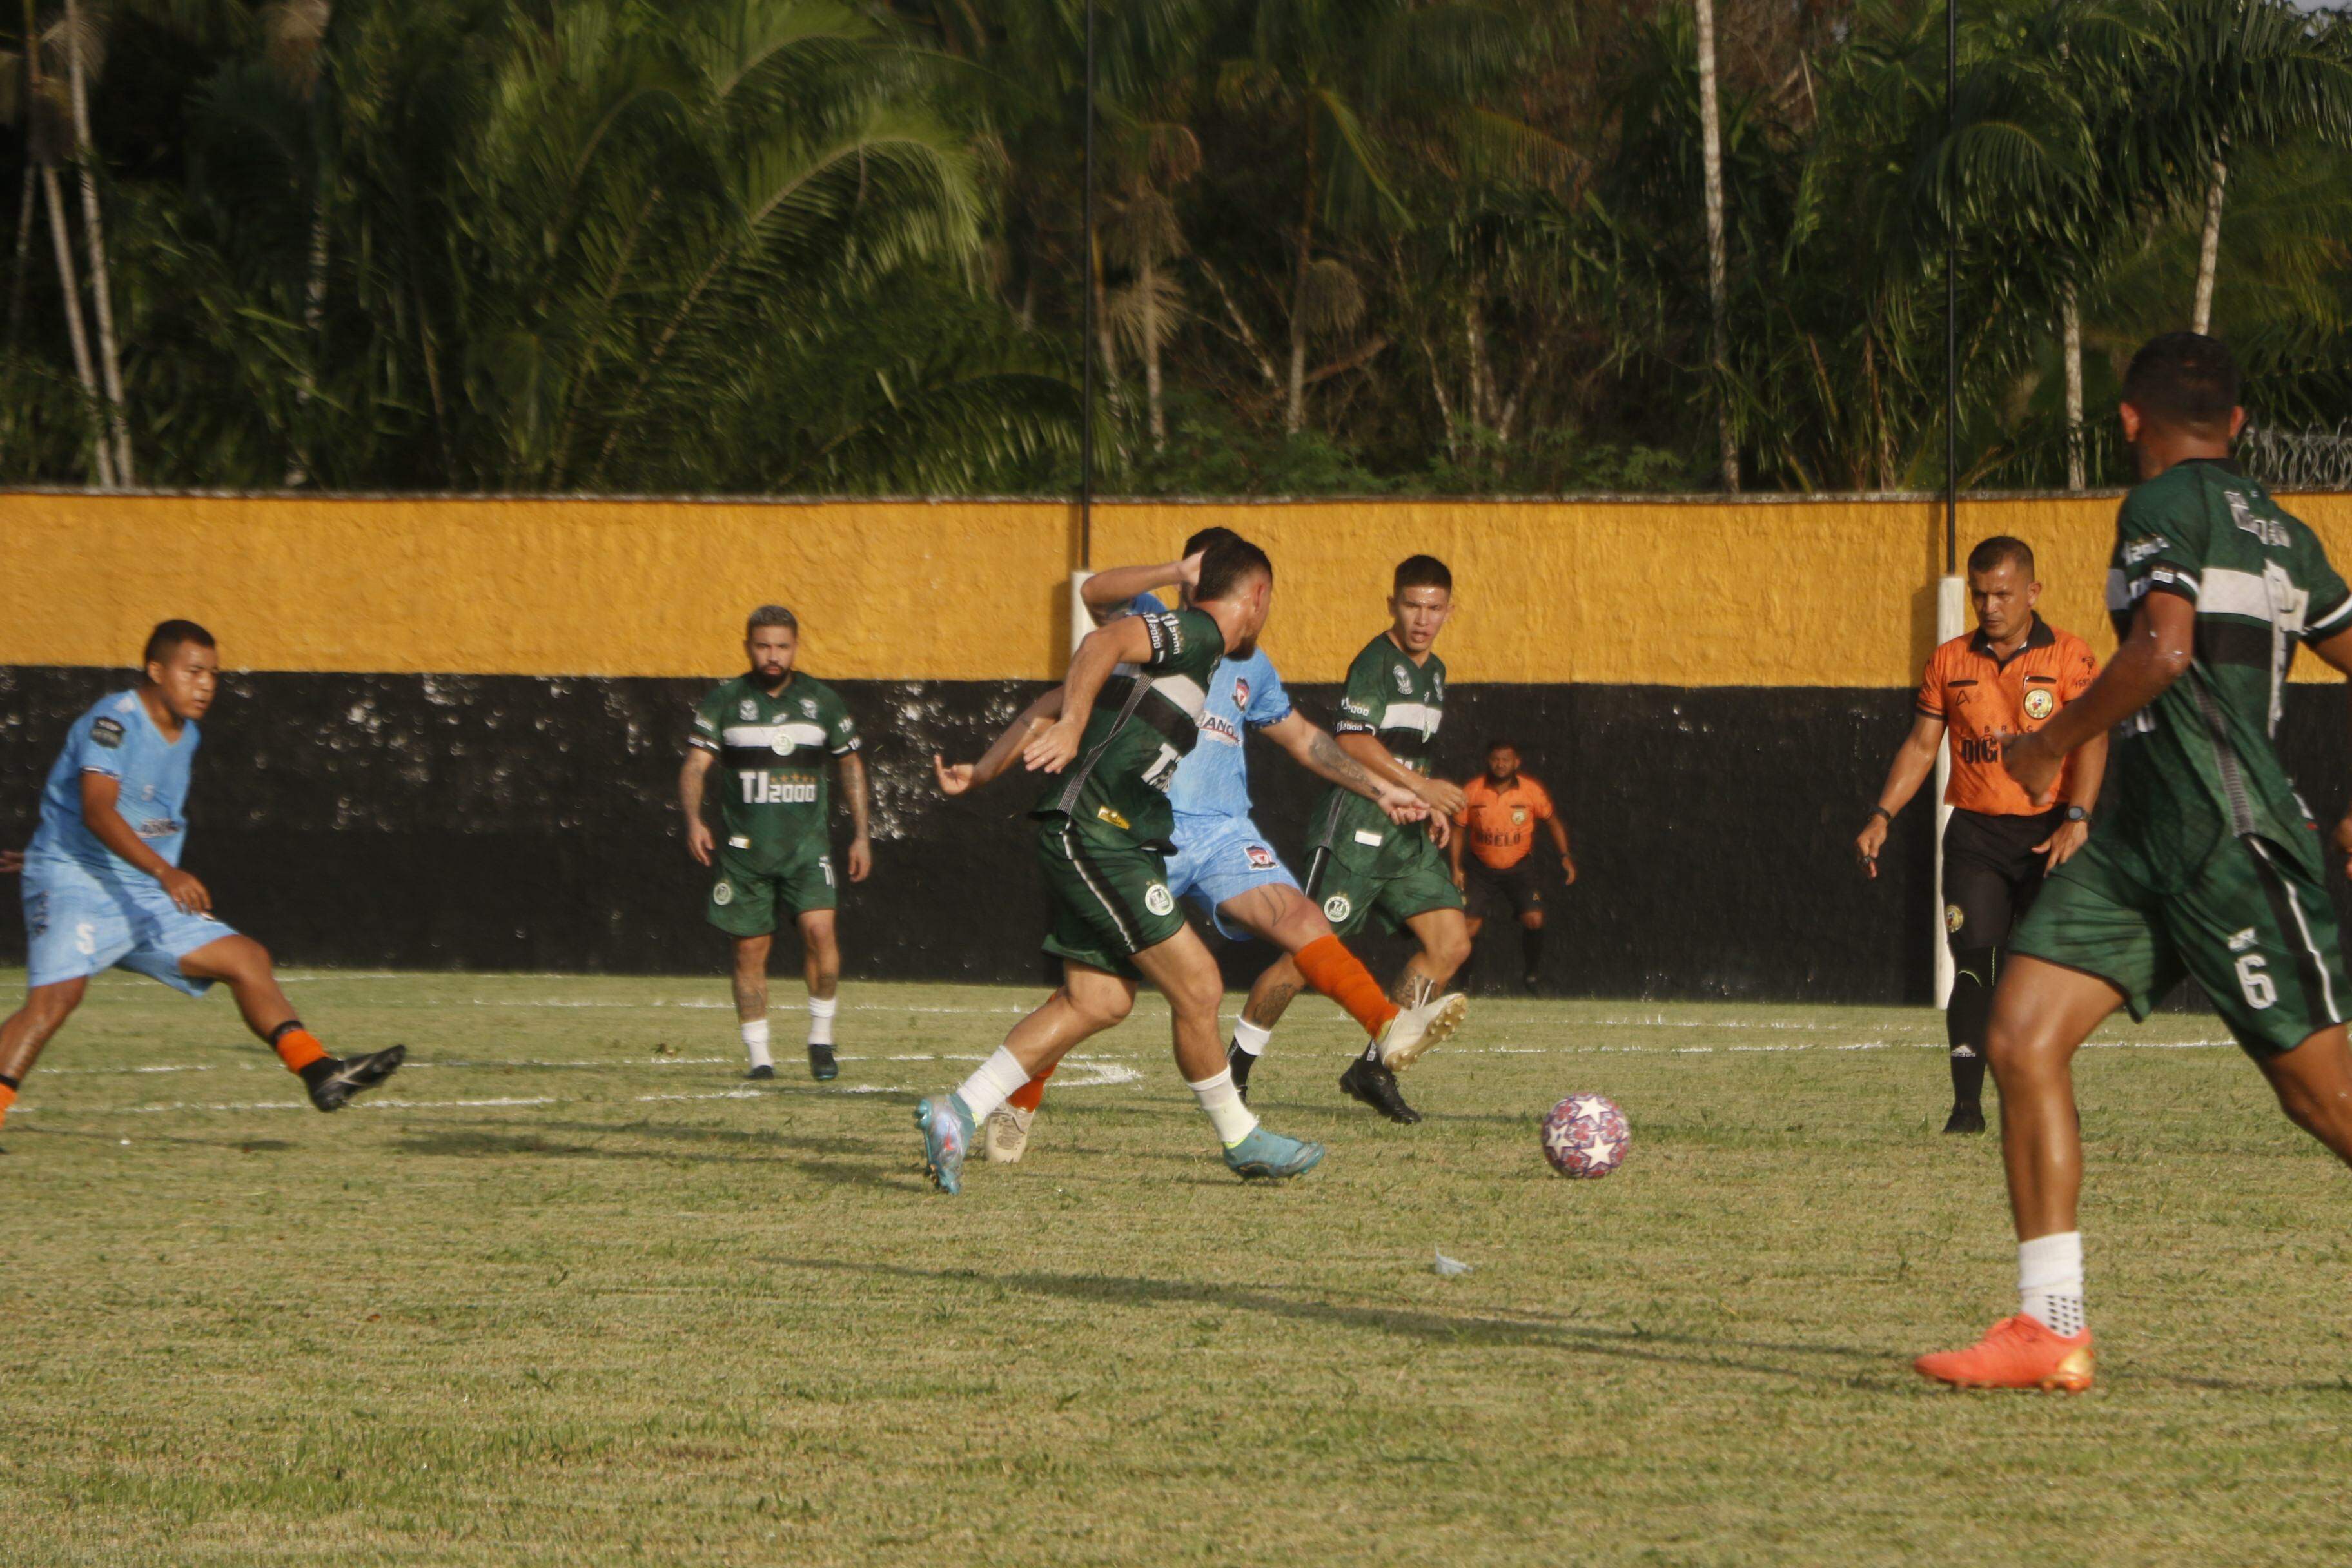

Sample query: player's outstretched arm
[1260,713,1426,826]
[77,772,208,912]
[1079,553,1203,625]
[1334,730,1467,819]
[678,747,718,865]
[1026,616,1157,774]
[939,690,1066,796]
[839,751,872,881]
[1856,712,1945,877]
[2004,591,2194,805]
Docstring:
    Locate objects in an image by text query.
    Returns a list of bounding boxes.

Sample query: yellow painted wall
[4,490,2348,685]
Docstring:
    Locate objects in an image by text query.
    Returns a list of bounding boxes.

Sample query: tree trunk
[7,159,33,350]
[1694,0,1738,493]
[64,0,133,484]
[41,163,112,486]
[287,196,328,485]
[2061,282,2084,491]
[1286,108,1317,436]
[1139,243,1165,451]
[2193,155,2226,336]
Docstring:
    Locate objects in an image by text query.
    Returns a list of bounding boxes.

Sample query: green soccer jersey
[689,673,861,868]
[1034,605,1225,848]
[1314,632,1448,849]
[2106,458,2352,887]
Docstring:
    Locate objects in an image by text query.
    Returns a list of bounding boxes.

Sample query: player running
[0,621,404,1144]
[918,538,1377,1192]
[1451,739,1575,994]
[680,605,870,1081]
[1915,334,2352,1393]
[1855,538,2105,1134]
[975,531,1465,1156]
[1235,556,1475,1122]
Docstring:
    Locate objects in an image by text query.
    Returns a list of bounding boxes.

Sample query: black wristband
[1868,805,1892,823]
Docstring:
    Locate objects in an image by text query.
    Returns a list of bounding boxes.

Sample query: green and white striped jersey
[1311,632,1447,856]
[1034,605,1225,848]
[689,673,860,868]
[2106,458,2352,887]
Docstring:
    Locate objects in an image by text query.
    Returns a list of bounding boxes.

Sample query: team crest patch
[1324,894,1353,923]
[2023,688,2055,720]
[713,881,734,906]
[1511,808,1529,826]
[1144,883,1176,917]
[738,699,758,720]
[1233,676,1250,710]
[1945,904,1965,935]
[1245,843,1277,870]
[1393,665,1413,695]
[801,698,818,717]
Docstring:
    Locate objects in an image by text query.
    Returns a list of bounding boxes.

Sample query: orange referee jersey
[1456,774,1556,870]
[1916,614,2098,816]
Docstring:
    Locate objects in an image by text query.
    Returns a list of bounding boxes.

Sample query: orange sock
[1294,935,1400,1040]
[1008,1062,1056,1113]
[270,1024,328,1075]
[0,1077,15,1131]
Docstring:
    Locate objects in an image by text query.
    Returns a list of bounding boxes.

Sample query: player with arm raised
[914,537,1328,1193]
[1915,334,2352,1393]
[1236,555,1474,1124]
[974,531,1464,1159]
[0,621,404,1145]
[1854,537,2106,1135]
[678,605,870,1081]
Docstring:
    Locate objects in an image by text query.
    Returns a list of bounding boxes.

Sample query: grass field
[5,970,2351,1567]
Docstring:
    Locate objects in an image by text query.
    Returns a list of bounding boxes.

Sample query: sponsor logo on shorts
[1945,904,1965,935]
[2023,688,2055,721]
[91,716,125,749]
[25,892,46,939]
[712,880,734,906]
[2228,926,2258,953]
[729,835,752,848]
[1324,894,1353,923]
[74,921,97,956]
[1245,844,1277,870]
[1144,883,1175,917]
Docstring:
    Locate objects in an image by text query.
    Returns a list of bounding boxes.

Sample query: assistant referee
[1856,536,2106,1134]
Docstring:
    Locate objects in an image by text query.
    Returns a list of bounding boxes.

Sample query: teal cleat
[1222,1125,1326,1181]
[915,1094,976,1193]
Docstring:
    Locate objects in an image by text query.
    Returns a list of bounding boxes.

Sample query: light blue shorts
[21,856,233,996]
[1166,814,1300,941]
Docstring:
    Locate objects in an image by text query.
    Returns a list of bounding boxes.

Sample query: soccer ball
[1541,1094,1629,1179]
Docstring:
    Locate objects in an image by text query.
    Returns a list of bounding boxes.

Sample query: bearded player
[0,621,405,1145]
[972,531,1465,1158]
[679,605,870,1081]
[1237,555,1474,1122]
[1915,334,2352,1391]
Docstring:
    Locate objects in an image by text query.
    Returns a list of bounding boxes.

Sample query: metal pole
[1944,0,1958,576]
[1078,0,1096,570]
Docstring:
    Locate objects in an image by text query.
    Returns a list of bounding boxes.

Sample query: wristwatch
[2063,805,2090,824]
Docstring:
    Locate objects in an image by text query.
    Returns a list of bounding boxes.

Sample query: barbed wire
[2242,422,2352,493]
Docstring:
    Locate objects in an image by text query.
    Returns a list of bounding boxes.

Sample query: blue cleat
[1222,1125,1326,1181]
[916,1094,976,1193]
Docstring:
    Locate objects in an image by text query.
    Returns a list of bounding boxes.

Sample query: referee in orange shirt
[1450,740,1574,993]
[1856,536,2106,1134]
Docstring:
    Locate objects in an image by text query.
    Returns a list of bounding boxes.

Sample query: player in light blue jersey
[0,621,405,1146]
[971,529,1467,1159]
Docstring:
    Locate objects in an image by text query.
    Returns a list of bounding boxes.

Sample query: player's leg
[0,977,91,1140]
[922,961,1137,1190]
[2255,1026,2352,1166]
[1511,863,1547,993]
[796,909,841,1081]
[730,934,775,1077]
[1129,924,1322,1179]
[1939,818,2018,1135]
[173,934,406,1112]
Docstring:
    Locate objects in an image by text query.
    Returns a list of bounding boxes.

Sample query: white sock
[1188,1067,1259,1148]
[1231,1018,1273,1057]
[740,1018,773,1071]
[953,1047,1033,1123]
[807,995,838,1046]
[2018,1231,2086,1337]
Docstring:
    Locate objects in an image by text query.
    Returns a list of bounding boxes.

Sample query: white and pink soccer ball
[1541,1094,1629,1178]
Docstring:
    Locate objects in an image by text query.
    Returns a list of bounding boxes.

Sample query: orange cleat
[1914,1313,2095,1392]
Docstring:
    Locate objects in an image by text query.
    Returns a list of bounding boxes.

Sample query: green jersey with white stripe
[1313,632,1447,852]
[689,673,861,869]
[2107,458,2352,888]
[1035,606,1225,848]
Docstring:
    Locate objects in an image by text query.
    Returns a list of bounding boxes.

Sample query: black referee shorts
[1465,856,1545,921]
[1942,807,2066,950]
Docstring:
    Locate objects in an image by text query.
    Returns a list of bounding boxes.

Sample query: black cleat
[746,1063,775,1081]
[807,1043,838,1081]
[1943,1102,1986,1135]
[1227,1043,1256,1102]
[1522,972,1540,995]
[1339,1057,1422,1124]
[306,1046,406,1112]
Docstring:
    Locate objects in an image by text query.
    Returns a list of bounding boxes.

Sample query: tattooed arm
[1260,712,1426,826]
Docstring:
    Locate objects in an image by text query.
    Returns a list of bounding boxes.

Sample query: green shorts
[1035,815,1188,977]
[1303,830,1465,941]
[707,846,837,937]
[2010,829,2349,1058]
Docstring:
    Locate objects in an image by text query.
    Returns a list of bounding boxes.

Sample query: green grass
[5,970,2350,1567]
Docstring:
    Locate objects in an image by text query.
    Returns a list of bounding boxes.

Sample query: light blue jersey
[29,689,198,873]
[1123,593,1293,822]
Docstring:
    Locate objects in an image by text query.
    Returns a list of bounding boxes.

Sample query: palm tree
[59,0,128,481]
[1693,0,1734,491]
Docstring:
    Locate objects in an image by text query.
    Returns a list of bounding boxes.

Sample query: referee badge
[2023,688,2055,720]
[1511,808,1529,826]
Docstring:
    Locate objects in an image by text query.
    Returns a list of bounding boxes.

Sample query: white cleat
[1376,980,1467,1072]
[983,1105,1035,1164]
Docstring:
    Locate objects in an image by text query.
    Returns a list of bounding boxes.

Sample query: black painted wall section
[6,666,2350,1003]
